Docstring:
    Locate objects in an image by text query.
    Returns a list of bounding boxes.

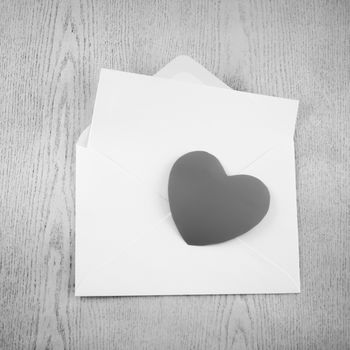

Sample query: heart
[168,151,270,246]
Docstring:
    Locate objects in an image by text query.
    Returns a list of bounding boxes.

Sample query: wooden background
[0,0,349,349]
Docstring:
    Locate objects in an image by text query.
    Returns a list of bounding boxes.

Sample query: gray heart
[168,151,270,246]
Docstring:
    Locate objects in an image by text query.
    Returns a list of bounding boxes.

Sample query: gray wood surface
[0,0,349,349]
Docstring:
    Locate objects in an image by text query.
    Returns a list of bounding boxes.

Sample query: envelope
[75,56,300,296]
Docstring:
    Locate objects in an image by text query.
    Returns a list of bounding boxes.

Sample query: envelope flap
[87,68,298,199]
[156,55,229,88]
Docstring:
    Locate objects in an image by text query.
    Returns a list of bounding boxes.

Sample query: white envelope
[75,56,300,296]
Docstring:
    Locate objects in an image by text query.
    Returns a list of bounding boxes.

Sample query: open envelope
[75,56,300,296]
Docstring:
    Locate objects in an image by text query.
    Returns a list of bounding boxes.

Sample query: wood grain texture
[0,0,349,349]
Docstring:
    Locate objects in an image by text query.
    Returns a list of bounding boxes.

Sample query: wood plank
[0,0,349,348]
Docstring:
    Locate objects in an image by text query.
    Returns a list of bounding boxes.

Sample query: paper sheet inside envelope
[75,56,300,296]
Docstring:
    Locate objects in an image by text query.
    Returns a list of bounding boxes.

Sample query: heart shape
[168,151,270,246]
